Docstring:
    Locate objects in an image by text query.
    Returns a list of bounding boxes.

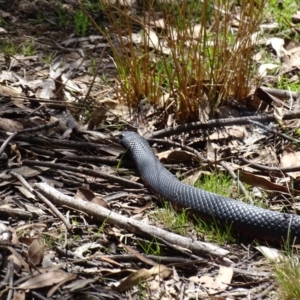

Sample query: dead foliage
[93,0,266,123]
[1,0,300,299]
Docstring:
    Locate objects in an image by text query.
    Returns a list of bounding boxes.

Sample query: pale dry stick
[0,132,17,156]
[6,259,14,300]
[35,182,229,257]
[11,173,72,231]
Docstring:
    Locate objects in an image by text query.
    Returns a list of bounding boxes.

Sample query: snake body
[120,131,300,242]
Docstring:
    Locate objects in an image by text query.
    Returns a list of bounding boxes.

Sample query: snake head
[119,131,153,163]
[119,131,139,150]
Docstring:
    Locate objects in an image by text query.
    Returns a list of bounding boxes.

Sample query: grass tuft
[272,250,300,300]
[153,202,191,236]
[99,0,266,122]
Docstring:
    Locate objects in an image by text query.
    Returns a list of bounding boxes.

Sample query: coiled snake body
[120,131,300,242]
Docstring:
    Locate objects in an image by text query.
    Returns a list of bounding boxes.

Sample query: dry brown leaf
[77,187,109,208]
[35,78,56,99]
[217,107,242,118]
[240,171,300,195]
[76,188,95,201]
[28,239,44,266]
[19,270,71,289]
[7,254,22,274]
[266,37,286,57]
[280,151,300,179]
[121,243,156,266]
[255,246,282,262]
[116,264,172,292]
[153,18,165,29]
[253,49,265,61]
[73,242,103,258]
[214,265,233,291]
[274,105,283,124]
[0,165,49,179]
[190,24,203,38]
[15,186,35,199]
[149,264,172,278]
[90,196,110,208]
[11,290,25,300]
[280,151,300,168]
[0,117,23,132]
[258,63,279,77]
[196,264,233,294]
[247,147,278,167]
[47,273,77,298]
[183,170,211,186]
[209,126,247,141]
[284,38,300,51]
[3,246,29,271]
[157,150,199,163]
[88,101,117,128]
[0,86,25,108]
[116,268,151,292]
[0,222,12,243]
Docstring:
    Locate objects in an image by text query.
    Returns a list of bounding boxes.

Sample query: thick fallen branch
[151,109,300,138]
[35,182,229,257]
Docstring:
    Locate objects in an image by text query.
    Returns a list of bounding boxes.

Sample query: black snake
[120,131,300,242]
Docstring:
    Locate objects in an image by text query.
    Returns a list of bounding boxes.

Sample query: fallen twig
[249,120,300,144]
[240,157,300,173]
[35,182,229,257]
[11,172,72,231]
[151,110,300,138]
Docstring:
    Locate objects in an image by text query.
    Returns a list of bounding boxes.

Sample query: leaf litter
[1,0,300,299]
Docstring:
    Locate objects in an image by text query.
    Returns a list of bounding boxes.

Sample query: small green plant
[54,5,69,27]
[2,41,17,55]
[29,12,45,25]
[89,57,96,74]
[74,10,89,36]
[21,42,36,56]
[137,238,161,256]
[277,77,300,92]
[192,172,244,243]
[153,202,191,236]
[97,215,109,235]
[194,172,234,197]
[43,52,56,65]
[137,281,148,300]
[72,218,79,226]
[73,234,81,242]
[194,215,234,244]
[272,250,300,299]
[266,0,298,30]
[42,234,56,248]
